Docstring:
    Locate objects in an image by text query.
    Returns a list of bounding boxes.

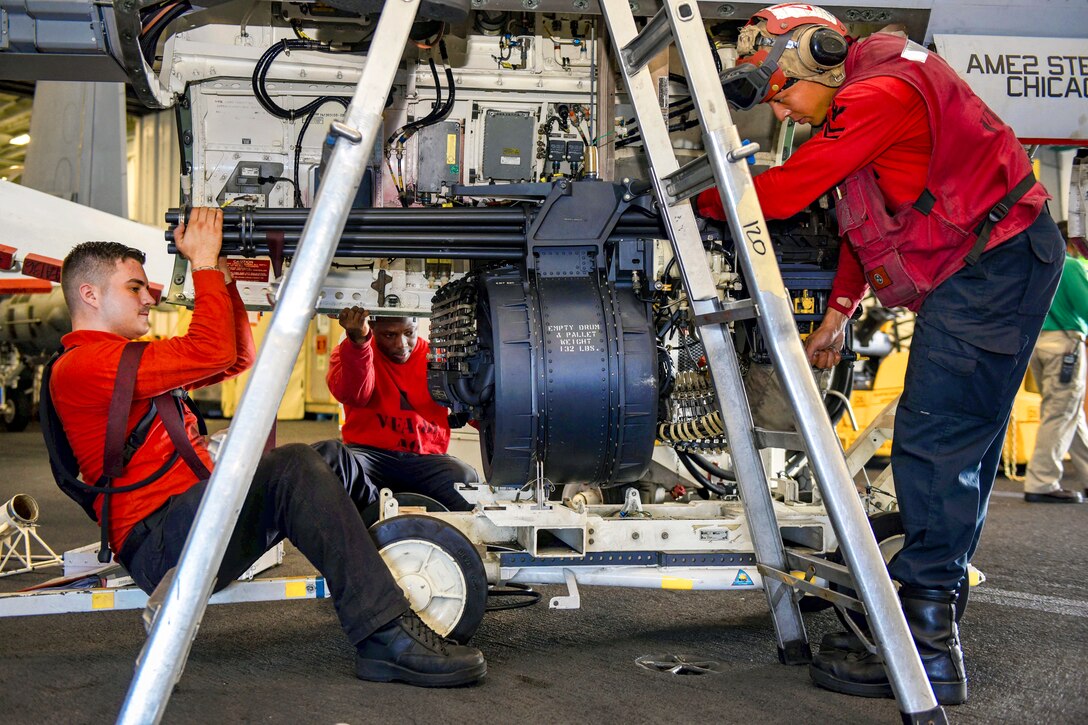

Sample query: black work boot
[810,586,967,705]
[355,610,486,687]
[820,573,972,659]
[819,629,866,657]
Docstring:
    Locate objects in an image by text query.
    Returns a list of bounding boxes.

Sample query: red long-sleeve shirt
[326,334,450,455]
[52,270,255,553]
[698,75,1041,316]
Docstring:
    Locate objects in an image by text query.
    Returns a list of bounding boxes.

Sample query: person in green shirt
[1023,221,1088,503]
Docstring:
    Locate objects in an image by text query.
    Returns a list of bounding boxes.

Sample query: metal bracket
[661,154,714,204]
[549,569,581,609]
[619,487,645,518]
[531,460,552,511]
[379,488,400,522]
[755,428,807,451]
[694,299,759,326]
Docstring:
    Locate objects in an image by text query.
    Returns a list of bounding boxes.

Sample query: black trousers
[887,212,1064,589]
[117,443,409,645]
[312,440,477,512]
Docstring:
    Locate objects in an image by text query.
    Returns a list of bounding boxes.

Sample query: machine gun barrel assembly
[165,206,668,261]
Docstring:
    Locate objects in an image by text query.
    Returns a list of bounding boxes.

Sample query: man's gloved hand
[338,306,371,345]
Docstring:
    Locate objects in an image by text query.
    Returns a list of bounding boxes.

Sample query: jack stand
[0,495,63,577]
[0,523,63,578]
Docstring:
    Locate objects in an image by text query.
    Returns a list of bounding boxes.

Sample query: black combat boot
[819,575,970,657]
[809,586,967,705]
[355,610,486,687]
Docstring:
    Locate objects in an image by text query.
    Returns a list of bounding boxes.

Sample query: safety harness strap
[157,391,211,481]
[911,172,1037,268]
[102,342,149,478]
[964,172,1038,266]
[97,342,149,561]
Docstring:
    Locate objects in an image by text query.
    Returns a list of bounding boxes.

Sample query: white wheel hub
[878,534,905,563]
[379,538,468,638]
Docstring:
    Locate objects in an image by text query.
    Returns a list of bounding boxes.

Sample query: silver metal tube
[666,0,937,713]
[114,2,420,723]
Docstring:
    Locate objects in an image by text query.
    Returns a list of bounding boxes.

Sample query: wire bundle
[386,39,457,204]
[139,0,193,66]
[251,39,356,207]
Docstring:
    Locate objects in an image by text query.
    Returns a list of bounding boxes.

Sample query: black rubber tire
[828,511,971,628]
[831,511,904,631]
[1,388,31,432]
[369,514,487,645]
[359,492,448,529]
[795,511,902,615]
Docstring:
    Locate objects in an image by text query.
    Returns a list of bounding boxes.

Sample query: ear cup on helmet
[810,27,849,66]
[797,25,848,71]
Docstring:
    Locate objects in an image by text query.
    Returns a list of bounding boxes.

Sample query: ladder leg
[666,2,941,716]
[601,0,944,717]
[115,3,421,723]
[599,0,808,664]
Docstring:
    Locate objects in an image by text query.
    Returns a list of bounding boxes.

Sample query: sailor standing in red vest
[697,3,1063,705]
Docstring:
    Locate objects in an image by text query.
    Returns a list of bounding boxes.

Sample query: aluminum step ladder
[597,1,945,721]
[114,2,422,723]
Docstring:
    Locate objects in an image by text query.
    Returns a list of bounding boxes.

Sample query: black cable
[387,39,456,147]
[617,117,701,149]
[252,39,353,121]
[139,2,192,66]
[686,451,736,482]
[677,451,730,497]
[486,582,541,611]
[621,94,694,133]
[293,97,349,208]
[388,56,442,147]
[258,175,299,205]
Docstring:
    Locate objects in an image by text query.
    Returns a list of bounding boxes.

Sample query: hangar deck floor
[2,419,1086,724]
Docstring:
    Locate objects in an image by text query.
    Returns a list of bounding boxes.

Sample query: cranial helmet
[720,3,851,110]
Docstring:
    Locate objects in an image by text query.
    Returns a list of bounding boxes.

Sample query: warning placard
[226,258,272,282]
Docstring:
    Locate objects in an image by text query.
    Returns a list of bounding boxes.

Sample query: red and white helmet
[721,3,851,110]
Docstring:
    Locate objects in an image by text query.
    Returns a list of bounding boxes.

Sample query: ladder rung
[620,6,674,73]
[786,550,857,589]
[755,428,806,451]
[757,563,867,614]
[694,299,758,325]
[662,154,714,205]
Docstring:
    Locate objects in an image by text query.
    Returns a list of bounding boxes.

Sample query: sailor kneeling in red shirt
[314,306,478,519]
[50,207,484,686]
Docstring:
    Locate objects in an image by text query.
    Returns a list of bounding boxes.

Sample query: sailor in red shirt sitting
[697,3,1064,706]
[315,306,478,518]
[49,208,484,686]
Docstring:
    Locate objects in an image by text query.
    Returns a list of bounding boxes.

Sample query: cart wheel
[369,514,487,644]
[833,511,968,624]
[1,388,31,432]
[831,511,971,628]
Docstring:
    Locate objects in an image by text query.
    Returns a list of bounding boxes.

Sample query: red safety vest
[834,33,1042,310]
